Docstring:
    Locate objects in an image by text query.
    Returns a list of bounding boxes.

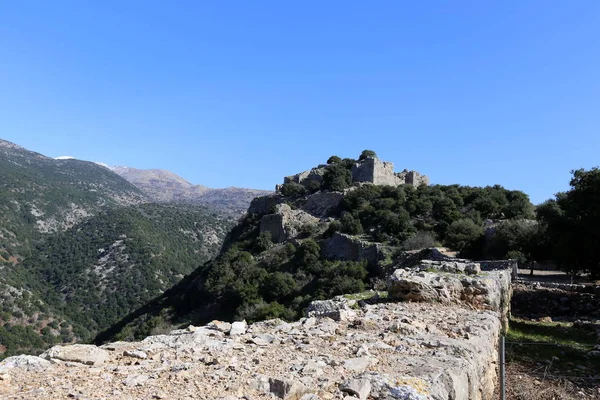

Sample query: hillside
[0,139,235,358]
[0,138,146,264]
[97,151,534,343]
[111,166,272,214]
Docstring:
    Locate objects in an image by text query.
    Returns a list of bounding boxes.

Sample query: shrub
[402,231,438,250]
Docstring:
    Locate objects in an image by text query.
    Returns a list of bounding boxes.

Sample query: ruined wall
[0,263,511,399]
[351,158,404,186]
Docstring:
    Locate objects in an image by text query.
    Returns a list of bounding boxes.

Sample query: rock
[41,345,109,366]
[343,357,378,372]
[230,320,248,336]
[340,378,372,400]
[0,355,52,372]
[299,395,320,400]
[417,259,481,275]
[268,377,310,399]
[123,350,147,359]
[122,374,149,387]
[207,320,232,333]
[306,298,356,321]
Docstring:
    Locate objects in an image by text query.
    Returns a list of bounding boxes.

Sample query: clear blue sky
[1,1,599,203]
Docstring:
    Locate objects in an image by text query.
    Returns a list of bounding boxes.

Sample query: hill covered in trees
[97,151,536,342]
[0,139,235,358]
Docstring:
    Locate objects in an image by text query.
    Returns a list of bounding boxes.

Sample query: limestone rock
[207,320,232,333]
[340,378,371,400]
[268,377,310,399]
[417,259,481,275]
[0,355,52,372]
[122,374,149,387]
[230,320,248,336]
[343,357,378,372]
[41,344,109,366]
[306,297,356,321]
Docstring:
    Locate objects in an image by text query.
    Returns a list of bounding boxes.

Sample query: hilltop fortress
[278,156,429,192]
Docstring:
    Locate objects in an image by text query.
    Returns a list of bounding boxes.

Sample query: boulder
[268,377,310,399]
[306,297,357,321]
[230,320,248,336]
[41,344,109,366]
[0,355,52,372]
[340,378,372,400]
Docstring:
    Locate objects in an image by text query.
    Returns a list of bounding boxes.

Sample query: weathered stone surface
[323,232,382,265]
[343,357,379,372]
[268,377,310,399]
[41,344,109,366]
[417,259,481,275]
[260,204,319,243]
[123,350,147,359]
[306,297,357,321]
[207,320,232,333]
[0,356,52,372]
[0,301,503,400]
[340,378,372,399]
[388,268,511,311]
[230,320,248,336]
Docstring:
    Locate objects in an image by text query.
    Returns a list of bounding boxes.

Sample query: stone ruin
[279,156,429,192]
[0,259,513,399]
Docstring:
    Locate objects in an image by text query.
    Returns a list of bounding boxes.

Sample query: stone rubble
[0,266,511,399]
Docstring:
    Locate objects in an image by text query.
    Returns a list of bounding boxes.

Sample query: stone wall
[351,158,404,186]
[0,269,510,399]
[259,204,318,243]
[322,232,383,266]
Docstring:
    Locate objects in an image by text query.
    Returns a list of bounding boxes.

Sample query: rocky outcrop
[41,344,110,366]
[388,267,512,329]
[323,233,383,266]
[259,204,319,243]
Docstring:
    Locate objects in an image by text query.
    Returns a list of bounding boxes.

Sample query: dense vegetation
[0,139,234,358]
[534,168,600,278]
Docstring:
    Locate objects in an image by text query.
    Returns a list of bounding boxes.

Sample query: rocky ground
[0,300,502,400]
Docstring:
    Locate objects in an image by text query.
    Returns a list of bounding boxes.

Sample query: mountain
[110,166,272,214]
[97,151,534,343]
[0,139,146,263]
[0,138,234,358]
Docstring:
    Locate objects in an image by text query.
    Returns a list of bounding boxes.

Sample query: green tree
[327,155,342,164]
[537,168,600,278]
[445,219,483,253]
[358,150,377,160]
[323,164,352,191]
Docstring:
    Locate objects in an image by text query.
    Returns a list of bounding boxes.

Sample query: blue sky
[1,1,599,203]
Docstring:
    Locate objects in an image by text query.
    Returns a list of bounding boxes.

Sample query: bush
[323,164,353,191]
[401,231,438,250]
[445,219,483,252]
[280,182,306,197]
